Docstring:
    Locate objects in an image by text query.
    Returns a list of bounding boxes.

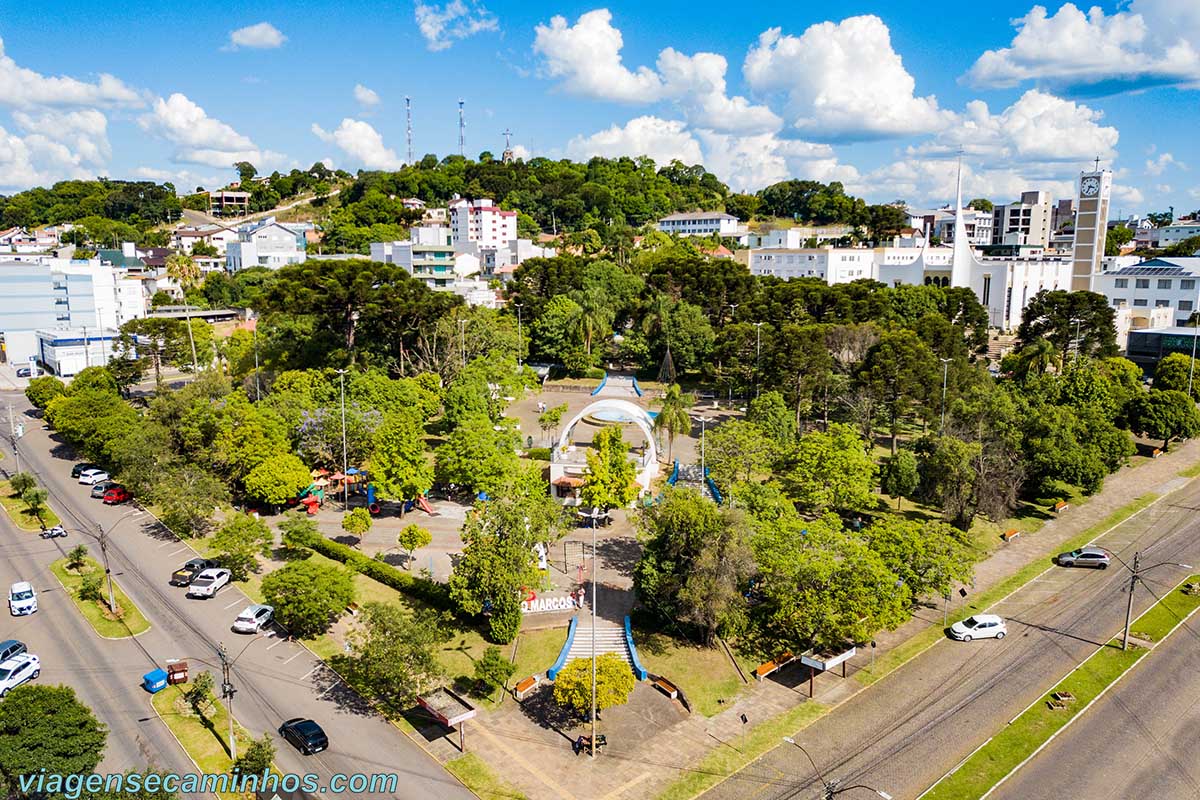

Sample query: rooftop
[660,211,738,222]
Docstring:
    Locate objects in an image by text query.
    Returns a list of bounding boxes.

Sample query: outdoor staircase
[567,620,633,668]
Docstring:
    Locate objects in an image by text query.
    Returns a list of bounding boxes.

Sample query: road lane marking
[157,542,173,549]
[168,547,188,556]
[266,639,283,651]
[317,679,342,698]
[299,665,319,680]
[283,651,303,664]
[224,599,242,609]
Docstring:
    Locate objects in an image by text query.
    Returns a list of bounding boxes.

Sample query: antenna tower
[458,99,465,158]
[405,96,413,164]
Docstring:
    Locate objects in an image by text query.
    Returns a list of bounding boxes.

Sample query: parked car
[103,487,132,505]
[0,654,39,697]
[90,480,117,498]
[186,568,231,598]
[78,469,109,485]
[170,558,218,587]
[278,718,328,755]
[39,525,67,539]
[1057,546,1111,569]
[8,582,37,616]
[232,604,274,633]
[15,366,31,378]
[0,641,26,664]
[949,614,1007,642]
[71,463,100,478]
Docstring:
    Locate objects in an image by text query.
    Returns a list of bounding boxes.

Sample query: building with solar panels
[1092,257,1200,349]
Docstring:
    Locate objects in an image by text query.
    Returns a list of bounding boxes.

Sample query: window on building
[1114,278,1128,288]
[1158,279,1173,289]
[1136,279,1150,288]
[1183,280,1196,290]
[1134,299,1148,307]
[1181,301,1194,311]
[1112,298,1125,307]
[1156,300,1171,308]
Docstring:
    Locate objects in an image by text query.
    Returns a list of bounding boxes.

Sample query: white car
[232,604,274,633]
[949,614,1007,642]
[0,654,39,696]
[8,582,37,616]
[186,568,231,599]
[78,469,110,485]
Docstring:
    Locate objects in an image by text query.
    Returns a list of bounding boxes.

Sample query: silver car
[1057,546,1110,569]
[232,604,274,633]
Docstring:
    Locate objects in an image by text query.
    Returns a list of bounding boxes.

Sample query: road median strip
[919,574,1200,800]
[149,683,262,800]
[0,478,62,531]
[49,556,150,638]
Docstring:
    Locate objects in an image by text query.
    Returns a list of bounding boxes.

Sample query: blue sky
[1,0,1197,215]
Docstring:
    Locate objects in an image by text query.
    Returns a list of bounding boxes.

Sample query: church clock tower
[1070,163,1112,291]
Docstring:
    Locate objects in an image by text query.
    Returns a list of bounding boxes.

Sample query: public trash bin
[142,669,168,693]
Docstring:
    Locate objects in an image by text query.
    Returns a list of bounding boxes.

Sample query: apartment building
[992,191,1053,247]
[933,207,993,247]
[657,211,747,241]
[226,218,307,271]
[1157,221,1200,249]
[449,198,517,248]
[1092,258,1200,348]
[371,225,462,289]
[172,225,239,255]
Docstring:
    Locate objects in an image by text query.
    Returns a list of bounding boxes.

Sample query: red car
[102,487,131,505]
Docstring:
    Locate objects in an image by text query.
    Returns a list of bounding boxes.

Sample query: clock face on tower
[1081,176,1100,197]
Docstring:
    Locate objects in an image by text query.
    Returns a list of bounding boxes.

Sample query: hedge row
[288,526,456,612]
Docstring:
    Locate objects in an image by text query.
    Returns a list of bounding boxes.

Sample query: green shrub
[526,447,551,461]
[79,572,103,602]
[584,368,606,380]
[488,603,521,644]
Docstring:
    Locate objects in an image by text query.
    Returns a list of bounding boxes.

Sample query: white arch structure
[550,399,660,505]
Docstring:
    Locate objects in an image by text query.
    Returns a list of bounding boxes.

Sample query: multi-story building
[0,226,57,254]
[1157,221,1200,249]
[1052,199,1076,235]
[746,248,874,283]
[657,211,748,241]
[226,218,307,271]
[934,206,993,247]
[172,225,239,255]
[992,191,1053,247]
[209,191,250,216]
[449,198,517,248]
[1069,169,1112,290]
[371,225,461,290]
[1092,257,1200,347]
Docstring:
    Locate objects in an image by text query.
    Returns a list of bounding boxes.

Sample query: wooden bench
[346,602,361,616]
[514,675,540,701]
[653,677,679,700]
[754,652,795,681]
[1001,529,1020,542]
[1054,501,1070,513]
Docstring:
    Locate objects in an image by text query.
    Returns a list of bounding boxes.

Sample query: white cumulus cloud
[0,37,141,109]
[354,84,380,107]
[964,1,1200,93]
[743,16,955,141]
[312,118,405,170]
[415,1,498,51]
[227,22,287,50]
[566,116,703,166]
[1146,152,1185,176]
[139,93,281,168]
[695,130,858,192]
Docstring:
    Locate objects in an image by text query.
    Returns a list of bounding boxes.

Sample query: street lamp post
[1189,315,1198,398]
[939,357,952,433]
[754,322,764,399]
[515,303,524,367]
[1119,551,1193,650]
[782,737,892,800]
[336,369,349,511]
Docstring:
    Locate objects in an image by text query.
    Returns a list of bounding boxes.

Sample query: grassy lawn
[49,557,150,638]
[512,627,569,680]
[634,629,752,717]
[654,700,830,800]
[923,576,1200,800]
[150,684,258,799]
[1179,461,1200,478]
[445,753,529,800]
[0,480,61,531]
[859,493,1160,687]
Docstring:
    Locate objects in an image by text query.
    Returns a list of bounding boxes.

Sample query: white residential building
[1157,221,1200,249]
[933,207,993,247]
[1092,257,1200,347]
[449,198,517,248]
[226,217,307,271]
[992,191,1054,247]
[747,248,874,283]
[371,225,462,290]
[657,211,747,241]
[171,225,239,255]
[0,227,57,254]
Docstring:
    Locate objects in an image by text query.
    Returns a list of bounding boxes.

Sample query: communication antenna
[458,99,465,158]
[405,96,413,165]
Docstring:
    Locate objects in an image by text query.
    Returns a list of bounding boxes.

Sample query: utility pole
[219,643,238,761]
[1123,552,1139,651]
[939,357,952,432]
[337,369,349,511]
[97,524,116,615]
[7,405,20,475]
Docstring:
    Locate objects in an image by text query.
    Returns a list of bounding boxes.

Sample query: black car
[278,718,328,755]
[71,462,100,478]
[169,558,219,587]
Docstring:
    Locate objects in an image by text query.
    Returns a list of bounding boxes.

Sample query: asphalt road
[992,595,1200,800]
[700,477,1200,800]
[3,395,472,800]
[0,497,196,779]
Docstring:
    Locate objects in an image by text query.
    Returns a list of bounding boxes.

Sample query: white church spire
[950,152,973,288]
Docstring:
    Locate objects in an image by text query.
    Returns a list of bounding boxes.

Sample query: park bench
[653,677,679,700]
[514,675,540,701]
[1153,448,1163,458]
[1054,501,1070,513]
[346,602,360,616]
[1001,529,1020,542]
[754,652,795,681]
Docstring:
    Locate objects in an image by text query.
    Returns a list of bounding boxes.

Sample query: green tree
[435,415,519,496]
[261,560,356,638]
[1016,290,1118,364]
[1127,389,1200,452]
[704,420,773,491]
[397,523,432,569]
[967,198,993,212]
[785,423,877,513]
[1164,235,1200,257]
[346,602,448,713]
[473,646,517,694]
[866,203,908,243]
[243,453,312,507]
[68,366,120,395]
[67,544,89,570]
[920,436,983,529]
[581,425,638,510]
[20,487,48,523]
[634,488,754,643]
[210,515,273,580]
[184,671,214,713]
[537,402,568,445]
[860,330,938,454]
[24,375,66,409]
[531,295,588,371]
[233,733,276,776]
[552,653,635,715]
[0,685,107,798]
[746,390,796,447]
[371,412,433,502]
[7,472,35,495]
[863,516,978,598]
[1105,224,1134,255]
[342,507,372,541]
[880,449,919,509]
[234,161,258,186]
[1152,352,1199,400]
[653,384,693,464]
